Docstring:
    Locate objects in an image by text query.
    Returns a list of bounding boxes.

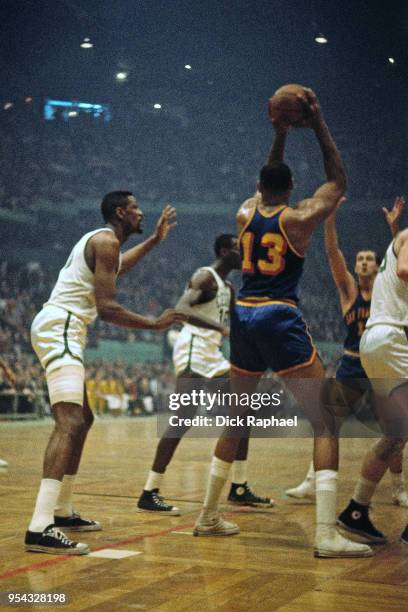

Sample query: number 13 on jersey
[241,231,287,276]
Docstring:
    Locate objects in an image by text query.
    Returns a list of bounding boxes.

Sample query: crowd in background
[1,102,400,416]
[0,102,402,213]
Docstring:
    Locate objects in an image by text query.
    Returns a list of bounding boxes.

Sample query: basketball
[268,84,309,127]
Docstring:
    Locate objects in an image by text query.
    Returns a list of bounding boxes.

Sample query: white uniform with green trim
[360,240,408,395]
[31,228,119,405]
[172,267,231,378]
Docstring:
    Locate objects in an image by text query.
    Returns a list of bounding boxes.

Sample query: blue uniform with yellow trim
[336,289,370,381]
[230,204,316,375]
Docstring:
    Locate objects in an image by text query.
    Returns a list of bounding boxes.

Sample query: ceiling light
[80,37,93,49]
[315,34,328,44]
[388,57,395,64]
[116,72,128,81]
[184,64,192,70]
[153,103,162,109]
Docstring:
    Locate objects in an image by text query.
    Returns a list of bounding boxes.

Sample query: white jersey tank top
[366,240,408,328]
[45,228,120,325]
[182,266,231,346]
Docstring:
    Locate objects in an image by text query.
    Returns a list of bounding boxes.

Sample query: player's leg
[282,357,372,558]
[25,365,91,554]
[338,325,408,543]
[54,385,101,531]
[228,434,275,507]
[137,373,202,515]
[338,435,405,542]
[285,377,365,500]
[389,449,408,506]
[194,371,261,536]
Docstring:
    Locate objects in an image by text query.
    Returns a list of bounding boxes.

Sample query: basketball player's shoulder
[90,229,120,251]
[236,193,260,226]
[190,268,217,291]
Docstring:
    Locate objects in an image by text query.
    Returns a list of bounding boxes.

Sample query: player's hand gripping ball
[268,84,313,128]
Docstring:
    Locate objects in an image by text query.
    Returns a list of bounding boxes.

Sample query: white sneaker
[0,459,8,468]
[392,486,408,507]
[285,478,315,500]
[314,526,373,558]
[193,512,240,537]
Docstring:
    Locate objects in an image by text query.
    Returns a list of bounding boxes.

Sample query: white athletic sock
[144,470,164,492]
[232,460,247,484]
[55,474,76,517]
[306,461,315,481]
[200,457,231,520]
[28,479,62,533]
[353,476,377,506]
[315,469,337,527]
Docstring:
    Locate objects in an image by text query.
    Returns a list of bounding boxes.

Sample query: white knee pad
[46,365,85,407]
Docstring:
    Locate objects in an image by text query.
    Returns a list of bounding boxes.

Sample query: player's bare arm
[267,124,288,164]
[92,233,185,330]
[382,196,405,238]
[395,228,408,281]
[281,88,347,255]
[175,270,228,334]
[120,205,177,275]
[236,195,261,236]
[324,197,356,312]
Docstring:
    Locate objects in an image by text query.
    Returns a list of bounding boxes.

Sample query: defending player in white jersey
[137,234,273,514]
[26,191,185,555]
[337,222,408,546]
[286,196,408,507]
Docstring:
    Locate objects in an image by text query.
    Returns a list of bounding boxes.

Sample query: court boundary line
[0,521,195,581]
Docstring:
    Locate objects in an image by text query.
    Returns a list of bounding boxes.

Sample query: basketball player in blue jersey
[193,87,373,557]
[286,196,408,507]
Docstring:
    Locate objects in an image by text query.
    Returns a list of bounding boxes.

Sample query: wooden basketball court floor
[0,418,407,611]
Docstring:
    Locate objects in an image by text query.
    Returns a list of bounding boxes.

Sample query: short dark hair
[214,234,236,257]
[101,191,133,223]
[259,162,292,192]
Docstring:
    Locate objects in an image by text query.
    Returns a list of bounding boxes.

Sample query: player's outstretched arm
[382,196,405,238]
[119,205,177,275]
[280,90,347,255]
[324,197,355,300]
[93,234,185,330]
[267,124,289,164]
[395,229,408,281]
[175,271,228,335]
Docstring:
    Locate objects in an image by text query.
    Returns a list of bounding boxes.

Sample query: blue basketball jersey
[343,289,371,354]
[238,205,304,302]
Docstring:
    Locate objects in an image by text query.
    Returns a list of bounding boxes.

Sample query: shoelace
[241,483,268,502]
[152,492,171,509]
[48,527,74,546]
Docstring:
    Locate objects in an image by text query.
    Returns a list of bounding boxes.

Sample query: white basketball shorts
[360,324,408,396]
[173,328,230,378]
[31,305,87,406]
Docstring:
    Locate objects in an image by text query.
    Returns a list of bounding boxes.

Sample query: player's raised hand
[382,196,405,237]
[296,87,322,129]
[154,309,187,331]
[154,205,177,242]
